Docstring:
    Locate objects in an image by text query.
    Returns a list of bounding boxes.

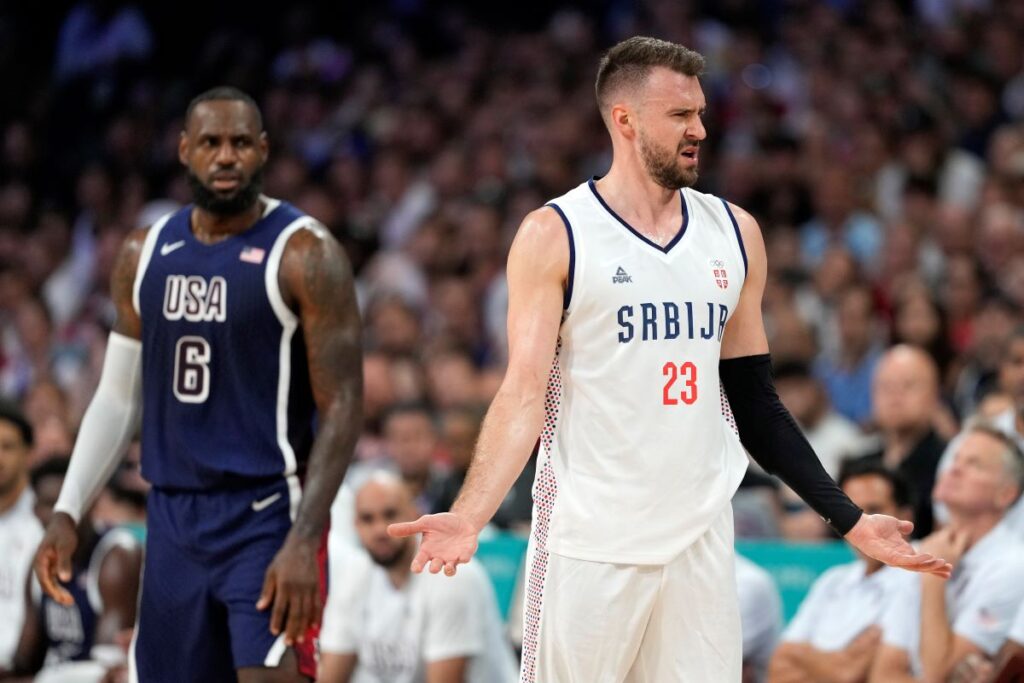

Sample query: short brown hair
[595,36,705,113]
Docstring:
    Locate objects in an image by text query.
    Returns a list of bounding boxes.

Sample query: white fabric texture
[539,180,749,565]
[0,488,43,668]
[783,560,905,651]
[735,554,783,681]
[54,332,143,523]
[879,523,1024,676]
[525,504,741,683]
[320,550,516,683]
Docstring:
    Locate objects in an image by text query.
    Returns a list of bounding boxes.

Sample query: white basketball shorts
[519,504,741,682]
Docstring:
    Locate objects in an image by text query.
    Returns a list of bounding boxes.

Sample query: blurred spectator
[431,406,482,515]
[6,455,141,683]
[53,1,152,84]
[381,402,446,513]
[0,405,41,673]
[853,344,947,538]
[769,459,911,683]
[890,286,956,389]
[869,424,1024,682]
[775,360,868,478]
[951,295,1022,419]
[774,359,869,539]
[799,168,883,272]
[935,326,1024,536]
[319,473,517,683]
[813,285,884,426]
[736,554,782,683]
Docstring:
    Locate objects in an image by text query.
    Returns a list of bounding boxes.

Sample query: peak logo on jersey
[239,246,266,264]
[612,267,633,284]
[163,275,227,322]
[709,259,728,289]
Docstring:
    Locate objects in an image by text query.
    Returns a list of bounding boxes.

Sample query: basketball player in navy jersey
[33,87,363,683]
[390,38,953,682]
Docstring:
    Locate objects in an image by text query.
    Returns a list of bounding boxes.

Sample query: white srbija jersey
[536,179,749,564]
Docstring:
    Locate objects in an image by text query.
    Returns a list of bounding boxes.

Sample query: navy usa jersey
[134,198,317,497]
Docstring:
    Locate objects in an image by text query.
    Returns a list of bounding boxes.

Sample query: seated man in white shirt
[949,598,1024,682]
[736,554,782,683]
[0,406,43,674]
[768,459,911,683]
[869,422,1024,683]
[318,472,518,683]
[934,328,1024,536]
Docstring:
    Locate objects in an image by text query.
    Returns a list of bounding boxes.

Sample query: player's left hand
[257,534,321,646]
[844,513,953,579]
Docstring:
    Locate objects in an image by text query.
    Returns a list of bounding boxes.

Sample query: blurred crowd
[2,0,1024,680]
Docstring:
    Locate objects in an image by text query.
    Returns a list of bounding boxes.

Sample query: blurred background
[2,0,1024,681]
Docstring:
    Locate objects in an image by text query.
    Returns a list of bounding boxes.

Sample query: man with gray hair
[870,422,1024,683]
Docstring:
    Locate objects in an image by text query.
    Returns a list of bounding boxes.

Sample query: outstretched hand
[844,514,953,579]
[388,512,479,576]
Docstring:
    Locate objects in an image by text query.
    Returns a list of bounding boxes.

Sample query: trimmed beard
[638,130,698,190]
[368,543,407,569]
[187,167,264,216]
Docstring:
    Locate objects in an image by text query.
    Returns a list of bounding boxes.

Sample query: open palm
[388,512,479,576]
[845,514,952,579]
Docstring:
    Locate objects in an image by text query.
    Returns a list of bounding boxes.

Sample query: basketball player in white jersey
[389,37,953,682]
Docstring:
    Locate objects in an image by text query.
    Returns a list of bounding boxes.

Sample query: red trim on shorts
[295,525,329,679]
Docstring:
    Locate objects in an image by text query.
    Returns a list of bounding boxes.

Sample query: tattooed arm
[256,222,363,647]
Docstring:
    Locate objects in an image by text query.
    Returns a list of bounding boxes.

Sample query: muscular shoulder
[724,201,763,247]
[509,206,570,276]
[111,228,152,287]
[277,220,355,309]
[110,227,158,338]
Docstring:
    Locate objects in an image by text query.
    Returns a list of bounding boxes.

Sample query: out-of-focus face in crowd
[872,345,939,434]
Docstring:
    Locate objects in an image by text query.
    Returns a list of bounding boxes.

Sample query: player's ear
[610,103,636,140]
[259,131,269,161]
[178,131,189,167]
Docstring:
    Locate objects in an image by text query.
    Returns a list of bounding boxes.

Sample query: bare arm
[767,644,815,683]
[317,652,357,683]
[426,657,469,683]
[451,207,567,530]
[919,576,983,683]
[11,572,45,676]
[387,207,568,574]
[258,224,363,645]
[769,630,881,683]
[719,203,769,360]
[868,644,921,683]
[279,224,363,542]
[95,545,143,644]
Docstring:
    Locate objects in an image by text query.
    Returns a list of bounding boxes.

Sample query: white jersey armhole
[131,213,173,317]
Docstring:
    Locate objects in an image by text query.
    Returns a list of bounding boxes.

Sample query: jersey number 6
[174,336,211,404]
[662,361,697,406]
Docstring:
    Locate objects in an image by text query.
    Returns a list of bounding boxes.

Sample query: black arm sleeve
[719,353,863,535]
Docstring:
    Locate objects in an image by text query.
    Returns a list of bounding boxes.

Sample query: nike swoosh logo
[251,492,282,512]
[160,240,186,256]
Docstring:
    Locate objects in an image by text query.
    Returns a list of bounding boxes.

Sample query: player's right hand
[34,511,78,606]
[387,512,479,577]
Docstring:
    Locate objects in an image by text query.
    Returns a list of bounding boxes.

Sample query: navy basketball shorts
[130,478,322,681]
